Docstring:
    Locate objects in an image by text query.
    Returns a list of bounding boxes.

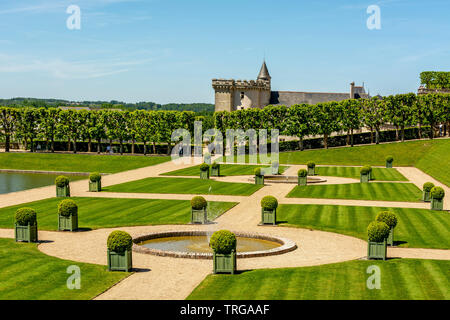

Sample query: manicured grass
[287,182,422,202]
[0,197,237,231]
[187,259,450,300]
[315,167,408,181]
[0,152,170,173]
[0,238,129,300]
[161,164,287,177]
[415,139,450,187]
[104,177,262,196]
[277,204,450,249]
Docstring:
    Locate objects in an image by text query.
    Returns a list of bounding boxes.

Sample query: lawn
[314,167,408,181]
[0,238,129,300]
[187,259,450,300]
[104,177,262,196]
[0,152,170,173]
[287,182,423,202]
[161,164,288,177]
[277,204,450,249]
[415,138,450,187]
[0,197,237,230]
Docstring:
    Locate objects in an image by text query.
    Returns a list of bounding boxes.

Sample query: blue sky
[0,0,449,103]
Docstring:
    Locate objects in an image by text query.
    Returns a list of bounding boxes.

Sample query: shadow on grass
[393,240,408,246]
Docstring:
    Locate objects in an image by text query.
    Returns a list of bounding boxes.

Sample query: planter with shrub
[211,162,220,177]
[254,167,264,185]
[191,196,208,224]
[107,231,133,272]
[430,187,445,211]
[271,161,280,175]
[55,176,70,197]
[375,211,398,246]
[368,166,374,180]
[210,230,237,274]
[360,166,370,183]
[261,196,278,225]
[14,208,38,243]
[386,156,394,168]
[298,169,308,186]
[367,221,390,260]
[307,162,316,176]
[58,199,78,231]
[422,182,435,202]
[89,172,102,192]
[200,163,210,180]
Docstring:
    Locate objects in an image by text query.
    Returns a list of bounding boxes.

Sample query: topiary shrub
[254,167,262,176]
[360,166,371,175]
[55,176,69,187]
[107,231,133,253]
[200,163,210,172]
[367,221,390,242]
[58,199,78,217]
[15,208,37,226]
[191,196,207,210]
[386,156,394,163]
[307,162,315,169]
[431,186,445,200]
[89,172,101,183]
[209,230,236,254]
[298,169,307,177]
[423,182,435,192]
[211,162,220,169]
[261,196,278,210]
[375,211,398,229]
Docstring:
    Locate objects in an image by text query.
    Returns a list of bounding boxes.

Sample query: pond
[0,172,86,195]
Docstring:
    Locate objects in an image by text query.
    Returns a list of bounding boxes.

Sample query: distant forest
[0,98,214,114]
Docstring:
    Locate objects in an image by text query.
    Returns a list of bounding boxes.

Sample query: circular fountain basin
[133,231,297,260]
[249,175,327,184]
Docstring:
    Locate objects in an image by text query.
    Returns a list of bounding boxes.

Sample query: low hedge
[107,231,133,253]
[298,169,308,177]
[360,166,371,175]
[55,176,70,187]
[200,163,210,172]
[375,211,398,228]
[58,199,78,217]
[209,230,236,254]
[191,196,207,210]
[307,162,315,169]
[431,187,445,200]
[367,221,390,242]
[261,196,278,210]
[89,172,101,182]
[254,167,262,176]
[15,208,37,226]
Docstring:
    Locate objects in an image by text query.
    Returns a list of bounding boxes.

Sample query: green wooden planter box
[200,170,210,180]
[307,167,315,176]
[58,214,78,232]
[298,176,307,186]
[213,250,236,274]
[107,249,133,272]
[261,208,277,225]
[431,198,444,211]
[387,227,394,246]
[386,161,393,168]
[211,167,220,177]
[367,240,387,260]
[15,223,38,243]
[56,185,70,197]
[191,208,208,224]
[255,175,264,185]
[360,173,370,183]
[422,191,431,202]
[89,180,101,192]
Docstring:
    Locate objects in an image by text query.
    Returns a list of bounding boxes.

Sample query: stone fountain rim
[132,231,297,260]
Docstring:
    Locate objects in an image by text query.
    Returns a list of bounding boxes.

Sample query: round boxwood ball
[386,156,394,163]
[58,199,78,217]
[209,230,236,254]
[367,221,390,242]
[261,196,278,210]
[254,167,262,176]
[89,172,101,183]
[191,196,207,210]
[376,211,398,229]
[298,169,308,177]
[307,162,315,169]
[431,187,445,200]
[200,163,210,172]
[423,182,435,192]
[15,208,37,226]
[360,166,371,175]
[107,231,133,253]
[55,176,69,187]
[211,162,220,169]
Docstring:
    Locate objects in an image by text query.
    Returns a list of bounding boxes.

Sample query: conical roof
[257,61,271,81]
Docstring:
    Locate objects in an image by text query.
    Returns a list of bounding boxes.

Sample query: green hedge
[55,176,70,187]
[367,221,390,242]
[89,172,101,183]
[423,182,435,192]
[261,196,278,210]
[254,167,262,176]
[107,231,133,253]
[298,169,308,177]
[386,156,394,163]
[58,199,78,217]
[360,166,371,175]
[15,208,37,226]
[307,162,315,169]
[209,230,236,254]
[431,187,445,200]
[376,211,398,228]
[200,163,210,172]
[191,196,207,210]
